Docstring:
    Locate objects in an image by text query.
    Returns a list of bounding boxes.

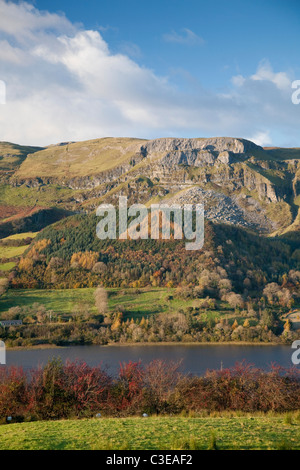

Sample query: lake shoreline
[6,340,282,351]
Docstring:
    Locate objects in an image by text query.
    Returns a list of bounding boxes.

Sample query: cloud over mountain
[0,0,299,147]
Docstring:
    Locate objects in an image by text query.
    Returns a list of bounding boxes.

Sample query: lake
[5,343,296,375]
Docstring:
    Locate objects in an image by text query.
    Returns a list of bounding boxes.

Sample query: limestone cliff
[1,136,299,235]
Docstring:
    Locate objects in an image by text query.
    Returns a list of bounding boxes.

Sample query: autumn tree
[0,278,8,297]
[225,292,244,310]
[94,286,108,315]
[71,251,99,270]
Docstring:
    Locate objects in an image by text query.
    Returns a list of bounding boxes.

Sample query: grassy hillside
[0,142,42,173]
[0,207,71,239]
[0,415,299,450]
[14,138,146,179]
[0,261,16,272]
[264,147,300,161]
[0,245,28,260]
[1,232,39,241]
[0,184,75,209]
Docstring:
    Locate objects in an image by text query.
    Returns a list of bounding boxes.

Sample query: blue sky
[0,0,299,146]
[34,0,300,86]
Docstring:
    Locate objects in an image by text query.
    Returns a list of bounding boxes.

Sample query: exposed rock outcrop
[2,136,299,234]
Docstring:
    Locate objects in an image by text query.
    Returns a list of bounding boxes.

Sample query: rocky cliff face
[2,136,300,235]
[141,137,261,156]
[10,136,266,190]
[141,137,261,167]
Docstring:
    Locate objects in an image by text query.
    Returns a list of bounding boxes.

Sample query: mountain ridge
[0,136,299,237]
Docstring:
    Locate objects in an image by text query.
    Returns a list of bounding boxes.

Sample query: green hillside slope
[14,137,146,179]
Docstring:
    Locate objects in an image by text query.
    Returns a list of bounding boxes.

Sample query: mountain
[0,136,299,237]
[1,137,299,348]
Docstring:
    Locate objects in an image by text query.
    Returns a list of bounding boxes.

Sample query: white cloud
[250,60,291,90]
[0,40,27,64]
[248,131,272,147]
[0,1,299,147]
[0,0,75,42]
[163,28,205,46]
[231,75,246,87]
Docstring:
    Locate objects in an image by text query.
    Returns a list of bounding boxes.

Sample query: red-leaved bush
[27,359,111,420]
[177,362,300,412]
[0,360,299,422]
[0,366,28,420]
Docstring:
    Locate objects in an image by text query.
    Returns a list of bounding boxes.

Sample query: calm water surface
[6,344,295,375]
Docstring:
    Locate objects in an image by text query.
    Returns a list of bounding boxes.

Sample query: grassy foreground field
[0,415,299,450]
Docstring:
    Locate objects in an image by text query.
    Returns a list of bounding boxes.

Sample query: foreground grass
[0,415,299,450]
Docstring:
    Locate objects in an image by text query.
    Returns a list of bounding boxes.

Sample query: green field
[0,183,74,208]
[0,244,28,259]
[0,232,39,272]
[1,231,39,241]
[0,244,29,259]
[0,287,223,321]
[0,232,38,268]
[0,415,299,450]
[0,287,98,316]
[0,261,16,271]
